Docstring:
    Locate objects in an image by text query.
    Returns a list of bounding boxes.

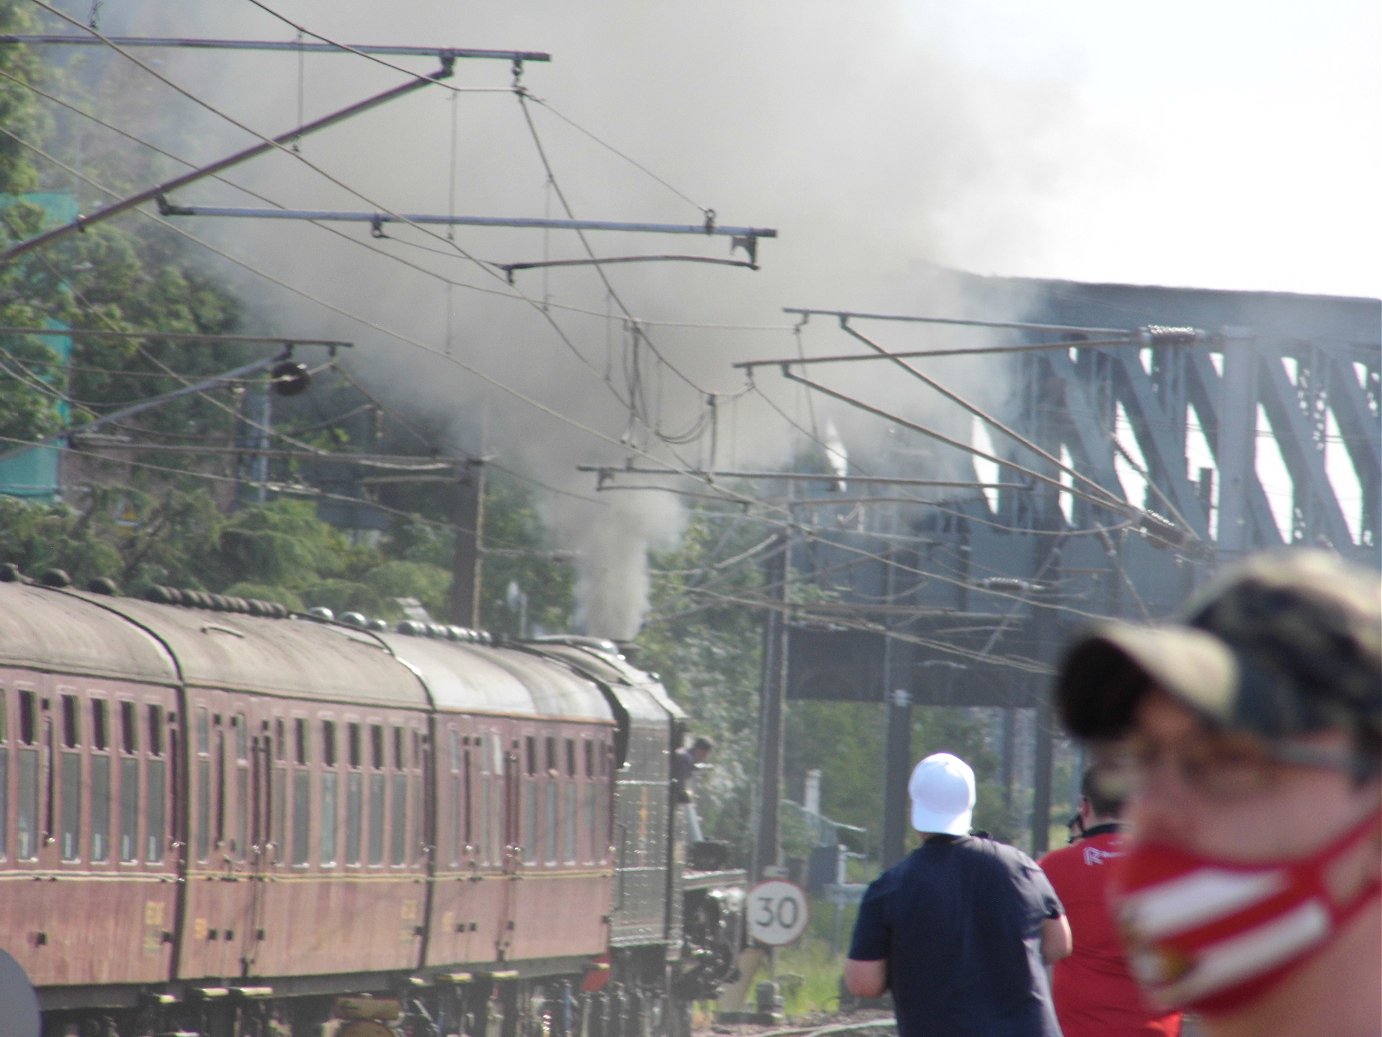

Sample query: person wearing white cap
[844,752,1072,1037]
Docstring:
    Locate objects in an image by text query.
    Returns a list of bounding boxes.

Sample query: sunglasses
[1104,730,1370,798]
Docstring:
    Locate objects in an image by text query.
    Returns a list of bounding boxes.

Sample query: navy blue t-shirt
[848,835,1064,1037]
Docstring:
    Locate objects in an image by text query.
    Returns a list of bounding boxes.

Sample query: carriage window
[234,716,248,860]
[585,739,594,778]
[147,705,164,757]
[447,729,462,866]
[275,719,286,761]
[584,783,598,863]
[321,769,338,866]
[368,724,385,865]
[563,782,577,863]
[195,707,210,754]
[345,721,362,865]
[368,772,386,866]
[566,739,576,777]
[295,718,308,765]
[119,754,139,862]
[62,693,80,748]
[0,694,7,860]
[390,771,408,866]
[117,704,141,860]
[392,726,404,770]
[17,744,38,860]
[55,692,82,859]
[120,701,137,753]
[270,763,285,865]
[526,736,537,776]
[90,700,111,862]
[546,737,557,774]
[523,778,537,865]
[346,770,363,865]
[19,690,37,744]
[195,708,211,862]
[91,751,110,862]
[545,781,558,865]
[92,700,108,751]
[461,743,473,862]
[292,769,311,866]
[214,730,227,851]
[320,720,337,866]
[147,752,165,863]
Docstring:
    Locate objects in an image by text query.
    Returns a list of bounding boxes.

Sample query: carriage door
[240,717,274,974]
[496,740,522,958]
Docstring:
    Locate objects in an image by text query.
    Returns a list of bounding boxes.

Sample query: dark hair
[692,736,714,752]
[1080,764,1125,818]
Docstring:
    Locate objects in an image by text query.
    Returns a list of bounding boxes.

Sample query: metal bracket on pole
[1,60,456,265]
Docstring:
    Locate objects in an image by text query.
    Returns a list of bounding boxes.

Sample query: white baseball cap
[908,752,976,835]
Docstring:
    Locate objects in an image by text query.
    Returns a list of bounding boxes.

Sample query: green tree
[0,7,247,475]
[638,500,770,861]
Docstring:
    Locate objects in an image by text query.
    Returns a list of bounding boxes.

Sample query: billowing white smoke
[36,1,1075,637]
[542,492,686,640]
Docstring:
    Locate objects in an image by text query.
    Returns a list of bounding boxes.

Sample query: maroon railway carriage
[0,577,434,1017]
[0,574,744,1037]
[0,579,183,999]
[372,632,618,974]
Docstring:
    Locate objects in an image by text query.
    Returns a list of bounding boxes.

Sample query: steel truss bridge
[774,277,1380,861]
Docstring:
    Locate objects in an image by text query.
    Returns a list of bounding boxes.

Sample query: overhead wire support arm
[0,35,551,65]
[735,337,1139,371]
[781,307,1134,338]
[0,352,292,465]
[577,463,1024,491]
[779,365,1122,511]
[0,57,457,265]
[498,254,760,283]
[0,326,352,351]
[154,204,778,243]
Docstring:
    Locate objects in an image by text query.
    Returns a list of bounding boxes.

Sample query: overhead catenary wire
[761,314,1210,558]
[0,90,738,513]
[3,3,462,264]
[836,319,1140,515]
[0,18,1033,633]
[2,10,1210,624]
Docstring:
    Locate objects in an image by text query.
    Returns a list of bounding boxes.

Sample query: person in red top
[1039,765,1183,1037]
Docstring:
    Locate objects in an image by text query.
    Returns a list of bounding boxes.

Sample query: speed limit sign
[747,879,810,946]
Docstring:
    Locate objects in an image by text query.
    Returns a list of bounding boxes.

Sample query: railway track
[703,1012,898,1037]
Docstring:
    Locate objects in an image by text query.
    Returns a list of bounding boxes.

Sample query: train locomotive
[0,566,745,1037]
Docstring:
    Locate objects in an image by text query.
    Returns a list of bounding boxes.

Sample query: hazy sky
[50,0,1380,299]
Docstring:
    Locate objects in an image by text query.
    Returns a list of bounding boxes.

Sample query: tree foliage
[0,3,247,462]
[636,502,769,861]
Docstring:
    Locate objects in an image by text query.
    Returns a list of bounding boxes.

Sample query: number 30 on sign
[747,879,809,946]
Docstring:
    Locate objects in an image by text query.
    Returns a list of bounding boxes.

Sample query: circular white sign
[746,879,809,946]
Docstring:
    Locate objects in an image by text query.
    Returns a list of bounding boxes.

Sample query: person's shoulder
[1037,842,1078,868]
[965,833,1032,860]
[860,856,913,901]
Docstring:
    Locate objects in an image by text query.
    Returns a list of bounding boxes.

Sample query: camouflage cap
[1056,549,1382,757]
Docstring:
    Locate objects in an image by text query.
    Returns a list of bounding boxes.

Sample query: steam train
[0,566,745,1037]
